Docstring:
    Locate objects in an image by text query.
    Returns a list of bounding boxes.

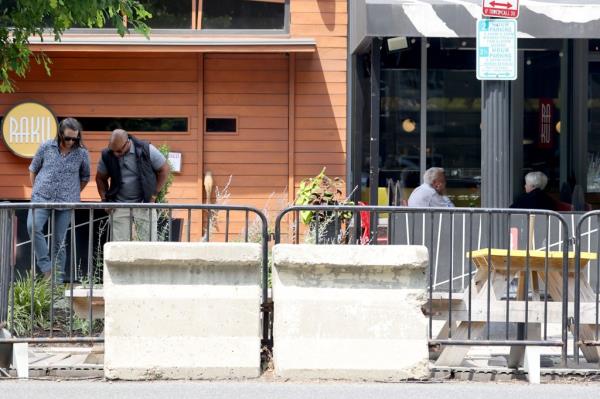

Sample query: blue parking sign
[476,19,517,80]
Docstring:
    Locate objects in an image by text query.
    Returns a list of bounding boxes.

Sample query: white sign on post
[482,0,519,19]
[476,19,518,81]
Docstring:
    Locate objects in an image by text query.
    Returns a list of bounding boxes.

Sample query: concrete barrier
[104,242,262,380]
[272,244,429,381]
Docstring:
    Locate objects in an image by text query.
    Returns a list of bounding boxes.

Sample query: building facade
[0,0,347,238]
[349,0,600,209]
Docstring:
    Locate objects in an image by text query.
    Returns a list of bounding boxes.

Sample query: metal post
[369,38,381,240]
[482,80,511,247]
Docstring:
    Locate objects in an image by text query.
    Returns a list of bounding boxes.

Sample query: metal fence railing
[275,205,572,366]
[0,202,270,345]
[574,210,600,364]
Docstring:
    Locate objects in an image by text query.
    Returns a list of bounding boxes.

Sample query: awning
[28,34,316,53]
[352,0,600,52]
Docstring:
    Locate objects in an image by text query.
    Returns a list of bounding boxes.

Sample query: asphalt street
[3,380,600,399]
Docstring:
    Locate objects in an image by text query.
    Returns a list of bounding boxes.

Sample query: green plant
[156,144,175,204]
[295,168,352,225]
[8,272,53,336]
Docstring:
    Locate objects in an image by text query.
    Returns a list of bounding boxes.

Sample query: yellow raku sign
[1,102,58,158]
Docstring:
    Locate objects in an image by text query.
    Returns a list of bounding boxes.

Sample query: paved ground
[4,380,600,399]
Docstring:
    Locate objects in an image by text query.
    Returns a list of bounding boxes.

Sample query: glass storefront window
[138,0,192,29]
[522,50,561,194]
[202,0,286,30]
[376,38,421,200]
[427,39,481,207]
[588,63,600,192]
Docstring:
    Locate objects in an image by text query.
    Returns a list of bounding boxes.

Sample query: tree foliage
[0,0,151,92]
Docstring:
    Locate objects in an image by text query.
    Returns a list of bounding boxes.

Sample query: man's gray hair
[525,171,548,190]
[423,167,445,185]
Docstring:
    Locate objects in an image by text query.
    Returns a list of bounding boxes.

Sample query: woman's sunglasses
[63,136,80,142]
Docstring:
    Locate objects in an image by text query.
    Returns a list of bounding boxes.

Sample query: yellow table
[433,248,598,366]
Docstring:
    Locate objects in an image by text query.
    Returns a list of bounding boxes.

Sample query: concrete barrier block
[272,244,429,381]
[104,242,262,380]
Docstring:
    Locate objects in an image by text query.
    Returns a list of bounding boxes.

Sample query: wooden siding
[0,0,347,240]
[0,52,201,204]
[203,53,290,240]
[291,0,347,188]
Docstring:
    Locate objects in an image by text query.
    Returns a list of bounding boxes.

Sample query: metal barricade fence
[275,205,571,366]
[0,208,13,328]
[0,202,270,345]
[574,210,600,364]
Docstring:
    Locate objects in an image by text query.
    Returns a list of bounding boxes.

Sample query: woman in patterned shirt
[28,118,91,281]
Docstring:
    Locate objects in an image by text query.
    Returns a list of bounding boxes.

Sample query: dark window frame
[205,116,238,135]
[199,0,290,34]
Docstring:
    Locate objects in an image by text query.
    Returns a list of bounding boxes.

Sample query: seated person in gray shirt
[407,167,454,208]
[95,129,170,241]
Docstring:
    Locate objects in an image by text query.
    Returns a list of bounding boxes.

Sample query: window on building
[377,38,422,197]
[201,0,287,30]
[427,38,481,207]
[205,117,237,133]
[63,117,188,132]
[137,0,192,29]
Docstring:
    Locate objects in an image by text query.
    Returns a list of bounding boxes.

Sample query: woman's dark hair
[57,117,85,149]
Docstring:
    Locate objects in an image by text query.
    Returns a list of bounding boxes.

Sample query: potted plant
[295,168,352,243]
[156,144,183,241]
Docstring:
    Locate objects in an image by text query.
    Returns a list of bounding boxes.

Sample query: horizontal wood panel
[239,117,288,129]
[204,82,288,94]
[204,94,287,106]
[295,140,346,153]
[205,164,288,176]
[49,57,197,70]
[295,129,345,141]
[205,141,287,152]
[296,94,346,106]
[296,59,347,72]
[295,105,346,118]
[0,105,197,117]
[295,153,345,164]
[298,48,347,60]
[296,82,346,95]
[204,152,287,164]
[204,53,287,60]
[204,59,288,71]
[210,175,288,187]
[204,129,288,141]
[204,128,288,143]
[204,70,288,83]
[296,71,346,83]
[22,69,197,82]
[0,93,197,106]
[204,105,288,117]
[11,81,197,94]
[296,117,346,129]
[295,164,345,176]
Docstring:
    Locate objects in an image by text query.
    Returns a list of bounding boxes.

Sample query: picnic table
[428,248,598,367]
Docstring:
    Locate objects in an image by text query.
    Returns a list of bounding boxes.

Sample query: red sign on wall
[537,98,554,149]
[482,0,519,19]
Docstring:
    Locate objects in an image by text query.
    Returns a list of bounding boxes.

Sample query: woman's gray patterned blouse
[29,139,91,203]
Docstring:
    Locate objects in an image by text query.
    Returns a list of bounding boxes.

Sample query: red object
[482,0,519,18]
[358,201,370,245]
[537,98,554,149]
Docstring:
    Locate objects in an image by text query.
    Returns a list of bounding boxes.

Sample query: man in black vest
[96,129,170,241]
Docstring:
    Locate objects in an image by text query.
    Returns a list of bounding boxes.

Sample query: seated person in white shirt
[407,167,454,207]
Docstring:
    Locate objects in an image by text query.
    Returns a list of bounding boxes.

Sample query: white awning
[352,0,600,52]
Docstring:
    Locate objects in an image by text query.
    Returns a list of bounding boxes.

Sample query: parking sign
[476,19,518,81]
